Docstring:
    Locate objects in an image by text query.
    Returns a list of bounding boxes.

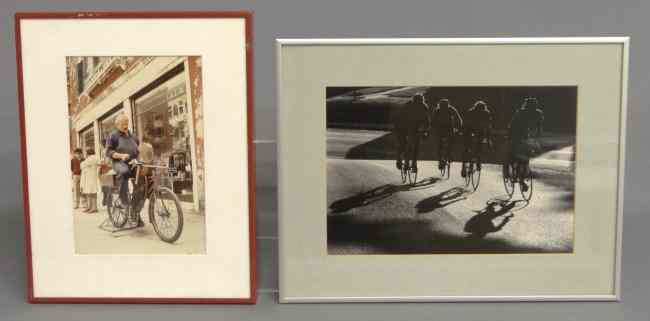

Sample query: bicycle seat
[129,159,146,167]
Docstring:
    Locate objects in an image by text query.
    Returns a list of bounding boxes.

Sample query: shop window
[134,70,193,197]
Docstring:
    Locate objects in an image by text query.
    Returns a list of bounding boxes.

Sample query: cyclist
[507,97,544,192]
[105,112,144,227]
[394,93,430,174]
[431,98,463,171]
[461,100,493,177]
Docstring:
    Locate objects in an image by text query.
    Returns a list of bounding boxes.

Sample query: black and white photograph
[327,86,576,254]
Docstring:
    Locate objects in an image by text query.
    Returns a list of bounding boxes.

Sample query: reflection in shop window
[134,70,193,199]
[80,127,95,157]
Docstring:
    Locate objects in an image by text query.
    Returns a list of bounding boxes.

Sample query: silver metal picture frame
[277,37,628,303]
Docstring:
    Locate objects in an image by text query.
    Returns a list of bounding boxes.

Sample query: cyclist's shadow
[415,186,467,214]
[463,200,523,239]
[329,177,440,214]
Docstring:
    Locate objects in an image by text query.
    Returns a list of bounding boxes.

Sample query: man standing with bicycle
[461,100,493,177]
[105,113,143,226]
[507,97,544,192]
[394,93,431,174]
[431,98,463,171]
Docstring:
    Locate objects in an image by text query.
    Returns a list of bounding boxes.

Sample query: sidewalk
[73,202,206,255]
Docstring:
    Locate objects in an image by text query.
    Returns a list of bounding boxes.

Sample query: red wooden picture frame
[14,11,256,304]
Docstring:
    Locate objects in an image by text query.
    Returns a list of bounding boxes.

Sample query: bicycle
[398,131,425,185]
[438,129,455,179]
[106,159,184,243]
[502,138,536,201]
[462,134,488,192]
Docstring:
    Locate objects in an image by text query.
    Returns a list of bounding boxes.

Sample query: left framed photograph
[14,11,256,303]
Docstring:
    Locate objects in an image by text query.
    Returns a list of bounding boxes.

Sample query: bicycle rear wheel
[520,168,534,202]
[470,161,481,191]
[108,199,128,228]
[149,187,184,243]
[502,162,515,198]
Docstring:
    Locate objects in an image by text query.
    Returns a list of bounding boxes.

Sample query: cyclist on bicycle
[461,100,493,177]
[431,98,463,171]
[394,93,431,173]
[105,113,145,227]
[507,97,544,192]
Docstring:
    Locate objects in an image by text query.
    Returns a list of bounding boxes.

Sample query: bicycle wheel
[520,168,534,202]
[407,167,418,185]
[502,162,515,198]
[470,160,481,191]
[149,187,184,243]
[108,198,128,228]
[463,162,472,188]
[445,159,451,179]
[439,159,447,178]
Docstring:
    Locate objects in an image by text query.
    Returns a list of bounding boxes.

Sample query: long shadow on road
[329,177,440,214]
[327,214,542,254]
[328,197,554,254]
[415,186,467,214]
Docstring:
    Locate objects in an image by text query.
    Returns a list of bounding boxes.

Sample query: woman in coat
[80,148,100,213]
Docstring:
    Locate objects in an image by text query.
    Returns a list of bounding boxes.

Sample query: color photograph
[66,56,206,254]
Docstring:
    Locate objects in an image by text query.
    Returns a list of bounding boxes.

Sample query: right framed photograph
[277,38,629,302]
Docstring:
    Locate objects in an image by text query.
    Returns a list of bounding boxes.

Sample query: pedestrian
[99,144,114,208]
[71,148,84,209]
[81,148,100,213]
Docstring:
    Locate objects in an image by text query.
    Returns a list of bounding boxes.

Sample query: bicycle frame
[130,162,174,221]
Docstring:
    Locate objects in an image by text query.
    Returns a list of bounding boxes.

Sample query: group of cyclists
[394,90,544,192]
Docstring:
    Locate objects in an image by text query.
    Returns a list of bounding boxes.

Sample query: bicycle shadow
[463,199,525,239]
[487,195,531,212]
[415,186,467,214]
[329,177,439,214]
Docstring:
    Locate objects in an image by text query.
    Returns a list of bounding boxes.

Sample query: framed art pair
[15,12,628,304]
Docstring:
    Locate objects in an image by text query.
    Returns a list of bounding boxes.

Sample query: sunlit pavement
[327,129,575,254]
[73,202,206,255]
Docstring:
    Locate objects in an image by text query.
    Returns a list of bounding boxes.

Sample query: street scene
[66,56,206,254]
[327,86,576,254]
[73,204,205,254]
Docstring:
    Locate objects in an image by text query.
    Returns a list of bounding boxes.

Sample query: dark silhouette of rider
[431,98,463,170]
[461,100,493,177]
[508,97,544,192]
[394,93,430,173]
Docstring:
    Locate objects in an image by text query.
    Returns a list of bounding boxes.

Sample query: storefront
[132,68,196,203]
[70,57,203,212]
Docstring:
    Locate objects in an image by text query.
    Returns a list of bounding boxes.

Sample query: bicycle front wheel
[407,167,418,185]
[149,187,184,243]
[463,163,471,188]
[400,166,408,184]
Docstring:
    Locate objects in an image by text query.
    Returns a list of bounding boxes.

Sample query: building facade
[66,56,205,213]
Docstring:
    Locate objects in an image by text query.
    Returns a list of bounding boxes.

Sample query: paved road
[327,129,575,254]
[73,202,205,255]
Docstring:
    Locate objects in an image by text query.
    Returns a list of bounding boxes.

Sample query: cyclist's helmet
[412,93,424,104]
[523,97,539,109]
[438,98,450,109]
[474,100,488,112]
